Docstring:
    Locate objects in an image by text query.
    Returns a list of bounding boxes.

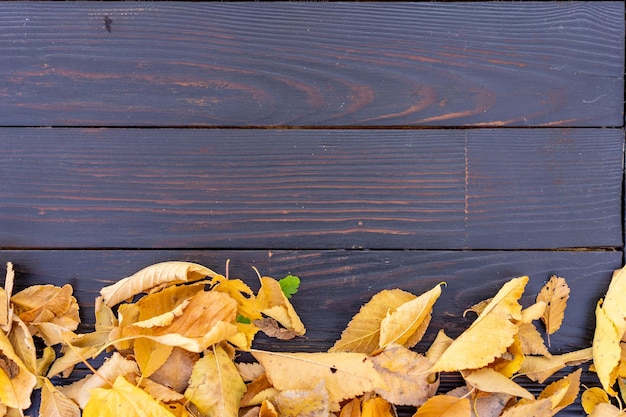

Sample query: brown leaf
[517,347,592,383]
[241,374,278,408]
[39,377,80,417]
[518,323,551,357]
[254,318,300,340]
[536,276,569,347]
[362,396,394,417]
[499,398,552,417]
[149,347,199,393]
[256,276,305,337]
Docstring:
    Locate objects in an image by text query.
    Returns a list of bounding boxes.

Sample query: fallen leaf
[184,344,246,417]
[488,334,524,378]
[425,330,453,364]
[330,289,415,354]
[39,377,80,417]
[447,386,510,417]
[499,398,552,417]
[0,262,14,331]
[588,402,624,416]
[83,375,176,417]
[362,396,394,417]
[251,349,386,411]
[254,318,300,340]
[212,275,262,322]
[520,301,547,324]
[537,369,581,414]
[139,378,186,403]
[0,330,37,410]
[431,277,528,373]
[271,381,329,417]
[339,398,361,417]
[582,387,610,415]
[594,300,622,396]
[518,323,551,357]
[260,400,278,417]
[378,283,443,351]
[517,347,592,383]
[536,276,570,347]
[413,395,471,417]
[372,344,438,407]
[464,368,533,400]
[149,347,199,393]
[100,261,217,307]
[241,374,278,408]
[256,276,305,337]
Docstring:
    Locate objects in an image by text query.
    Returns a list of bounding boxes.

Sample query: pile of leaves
[0,260,625,417]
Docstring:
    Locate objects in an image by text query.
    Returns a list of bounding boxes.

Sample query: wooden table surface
[0,2,624,416]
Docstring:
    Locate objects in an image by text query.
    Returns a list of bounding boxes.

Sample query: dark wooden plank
[0,128,622,250]
[0,2,622,127]
[1,249,621,417]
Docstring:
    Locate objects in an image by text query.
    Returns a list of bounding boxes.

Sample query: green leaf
[279,275,300,299]
[236,314,251,324]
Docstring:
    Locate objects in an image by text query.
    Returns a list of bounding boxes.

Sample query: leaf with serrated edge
[594,300,622,396]
[517,347,592,383]
[330,289,415,354]
[536,276,569,348]
[537,369,581,414]
[431,277,527,373]
[251,349,386,411]
[464,368,533,400]
[100,261,217,307]
[39,377,80,417]
[379,284,443,350]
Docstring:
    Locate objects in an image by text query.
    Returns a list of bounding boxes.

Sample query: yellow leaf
[241,374,277,408]
[378,283,443,350]
[520,301,547,324]
[0,262,15,331]
[362,396,394,417]
[251,349,386,411]
[488,334,524,378]
[7,316,36,375]
[517,347,592,383]
[0,330,37,410]
[594,300,622,396]
[271,381,330,417]
[59,352,139,409]
[256,276,305,337]
[582,387,610,414]
[588,403,624,416]
[100,261,217,307]
[538,369,581,414]
[11,284,76,324]
[499,398,552,417]
[138,378,185,403]
[83,375,176,417]
[536,276,570,346]
[184,345,246,417]
[413,395,471,417]
[371,344,438,407]
[39,377,80,417]
[425,330,453,364]
[464,368,533,400]
[431,277,528,372]
[604,266,626,337]
[134,339,174,380]
[212,275,262,321]
[260,400,278,417]
[330,289,415,354]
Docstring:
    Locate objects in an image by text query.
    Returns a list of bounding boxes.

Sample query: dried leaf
[593,265,626,396]
[447,386,510,417]
[378,283,443,350]
[241,374,278,408]
[330,289,415,354]
[582,387,610,414]
[138,378,185,403]
[372,344,438,407]
[339,398,361,417]
[83,375,176,417]
[518,323,551,357]
[413,395,471,417]
[588,402,624,416]
[536,276,570,345]
[464,368,533,399]
[499,398,552,417]
[39,377,80,417]
[431,277,528,373]
[517,347,592,383]
[0,330,37,410]
[100,261,217,307]
[426,330,453,364]
[520,301,547,324]
[362,396,394,417]
[0,262,15,331]
[149,347,199,393]
[251,349,386,411]
[184,344,246,417]
[256,276,305,337]
[254,318,300,340]
[537,369,581,414]
[488,334,524,378]
[271,382,329,417]
[211,275,261,322]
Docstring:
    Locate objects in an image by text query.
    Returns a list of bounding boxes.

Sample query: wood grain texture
[2,249,620,417]
[0,128,621,250]
[0,2,623,127]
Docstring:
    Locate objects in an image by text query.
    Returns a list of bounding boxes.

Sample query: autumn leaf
[518,322,551,357]
[0,329,37,410]
[271,381,329,417]
[138,378,185,404]
[593,265,626,396]
[212,275,262,322]
[339,398,361,417]
[330,289,415,354]
[581,387,610,414]
[588,403,624,416]
[431,276,528,373]
[256,276,305,337]
[149,347,199,393]
[240,374,278,408]
[184,345,246,417]
[100,261,217,307]
[83,375,176,417]
[464,368,533,400]
[251,349,386,411]
[447,386,510,417]
[378,283,443,351]
[536,368,581,414]
[536,276,570,347]
[39,377,80,417]
[413,395,471,417]
[499,398,552,417]
[362,396,394,417]
[371,344,438,407]
[517,347,592,383]
[0,262,14,332]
